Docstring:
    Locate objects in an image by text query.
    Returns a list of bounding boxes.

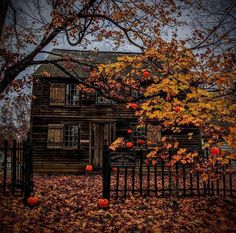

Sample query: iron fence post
[102,143,111,200]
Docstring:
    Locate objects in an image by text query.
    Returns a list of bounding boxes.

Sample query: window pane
[66,84,79,105]
[64,125,79,148]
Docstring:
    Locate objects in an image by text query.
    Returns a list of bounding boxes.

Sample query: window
[96,93,116,105]
[130,124,161,149]
[64,125,79,148]
[133,125,146,148]
[66,84,80,105]
[47,124,80,149]
[49,83,79,106]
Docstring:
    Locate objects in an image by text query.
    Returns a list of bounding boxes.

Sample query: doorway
[89,121,116,168]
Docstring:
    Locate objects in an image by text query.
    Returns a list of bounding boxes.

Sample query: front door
[89,121,116,168]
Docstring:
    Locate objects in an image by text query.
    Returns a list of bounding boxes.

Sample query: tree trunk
[0,0,10,38]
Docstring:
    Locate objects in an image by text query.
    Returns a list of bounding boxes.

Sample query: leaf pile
[0,175,236,233]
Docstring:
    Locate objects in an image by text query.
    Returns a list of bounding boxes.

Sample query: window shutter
[49,83,65,106]
[47,124,64,149]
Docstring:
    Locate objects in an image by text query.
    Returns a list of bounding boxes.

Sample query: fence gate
[1,139,33,202]
[102,145,235,200]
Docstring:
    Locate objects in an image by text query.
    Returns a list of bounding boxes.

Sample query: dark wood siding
[31,77,138,173]
[31,77,202,173]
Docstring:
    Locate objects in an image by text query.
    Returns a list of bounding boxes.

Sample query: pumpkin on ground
[85,164,93,172]
[27,196,40,207]
[98,198,109,208]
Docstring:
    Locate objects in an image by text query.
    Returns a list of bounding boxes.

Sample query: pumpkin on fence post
[97,198,109,208]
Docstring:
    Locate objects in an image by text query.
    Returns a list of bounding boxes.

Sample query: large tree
[0,0,235,173]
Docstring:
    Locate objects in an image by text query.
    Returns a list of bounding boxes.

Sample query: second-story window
[66,84,80,105]
[49,82,80,106]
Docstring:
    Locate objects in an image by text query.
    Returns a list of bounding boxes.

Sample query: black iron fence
[102,145,235,200]
[0,139,33,202]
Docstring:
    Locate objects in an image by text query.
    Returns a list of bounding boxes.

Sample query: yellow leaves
[146,150,157,158]
[223,127,236,148]
[177,148,187,155]
[109,137,125,151]
[230,152,236,160]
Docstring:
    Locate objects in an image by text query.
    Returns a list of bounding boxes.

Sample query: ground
[0,175,236,233]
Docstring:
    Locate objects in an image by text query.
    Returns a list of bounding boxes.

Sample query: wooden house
[31,49,201,173]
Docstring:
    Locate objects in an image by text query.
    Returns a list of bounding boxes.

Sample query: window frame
[47,123,80,150]
[65,84,80,106]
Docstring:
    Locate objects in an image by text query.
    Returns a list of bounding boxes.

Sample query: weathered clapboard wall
[31,76,138,173]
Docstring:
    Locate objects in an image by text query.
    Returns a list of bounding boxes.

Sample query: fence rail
[102,145,235,200]
[0,139,33,202]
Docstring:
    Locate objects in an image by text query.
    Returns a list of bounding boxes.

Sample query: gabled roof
[33,49,140,77]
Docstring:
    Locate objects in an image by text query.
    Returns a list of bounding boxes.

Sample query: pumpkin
[126,141,133,148]
[98,198,109,208]
[129,103,138,110]
[27,196,39,207]
[210,147,220,155]
[174,106,181,112]
[143,70,150,78]
[137,139,145,145]
[85,164,93,172]
[127,129,132,134]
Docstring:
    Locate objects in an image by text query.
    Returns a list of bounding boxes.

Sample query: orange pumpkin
[137,139,145,145]
[210,147,220,155]
[98,198,109,208]
[143,70,150,78]
[127,129,132,134]
[126,141,133,148]
[85,164,93,172]
[129,103,138,110]
[27,196,39,207]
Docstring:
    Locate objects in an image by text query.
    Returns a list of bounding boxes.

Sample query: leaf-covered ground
[0,175,236,233]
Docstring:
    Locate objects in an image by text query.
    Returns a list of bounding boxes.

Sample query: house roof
[33,49,140,77]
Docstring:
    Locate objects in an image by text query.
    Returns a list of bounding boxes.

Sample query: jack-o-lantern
[85,164,93,172]
[129,103,138,110]
[137,139,145,145]
[27,196,39,207]
[126,142,133,148]
[127,129,132,134]
[143,70,150,78]
[210,147,220,155]
[98,198,109,208]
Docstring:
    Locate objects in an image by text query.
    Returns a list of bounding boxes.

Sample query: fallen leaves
[0,175,236,232]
